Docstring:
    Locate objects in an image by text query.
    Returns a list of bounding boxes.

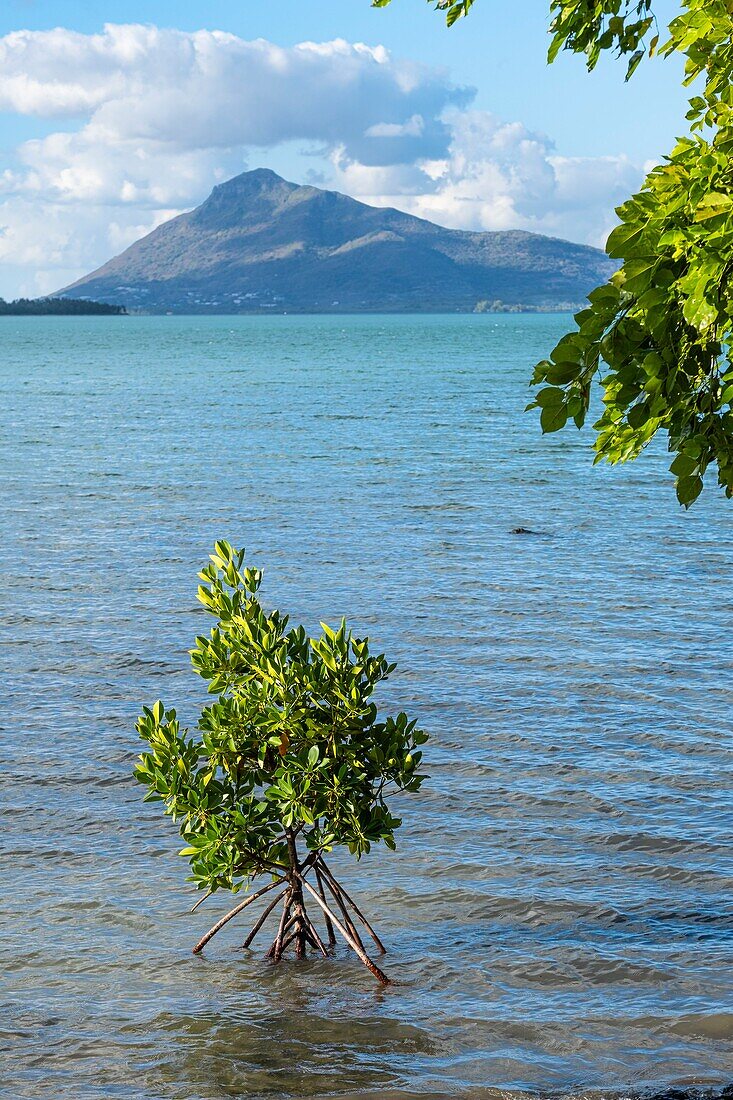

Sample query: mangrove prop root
[297,874,391,986]
[242,888,287,950]
[266,890,290,958]
[190,889,212,914]
[189,837,389,984]
[295,905,307,959]
[268,915,309,957]
[303,913,329,958]
[272,891,293,962]
[318,858,387,955]
[282,913,298,936]
[320,868,365,951]
[192,877,285,955]
[315,865,337,947]
[285,830,308,960]
[281,928,299,953]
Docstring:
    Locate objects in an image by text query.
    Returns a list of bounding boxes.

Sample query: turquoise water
[2,314,732,1099]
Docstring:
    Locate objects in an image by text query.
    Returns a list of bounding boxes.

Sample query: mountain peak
[213,167,292,192]
[193,168,299,229]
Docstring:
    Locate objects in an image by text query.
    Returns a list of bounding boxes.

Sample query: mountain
[59,168,615,313]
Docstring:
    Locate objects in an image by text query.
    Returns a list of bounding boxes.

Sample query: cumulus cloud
[0,196,180,296]
[330,109,641,246]
[2,134,241,208]
[0,22,642,297]
[0,25,467,193]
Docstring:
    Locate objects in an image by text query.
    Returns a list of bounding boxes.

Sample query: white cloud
[0,25,466,178]
[0,196,179,296]
[330,109,641,246]
[2,133,241,207]
[0,23,642,298]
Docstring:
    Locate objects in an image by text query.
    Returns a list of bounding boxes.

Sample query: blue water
[1,314,732,1099]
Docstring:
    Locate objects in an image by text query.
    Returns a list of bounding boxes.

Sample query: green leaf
[540,404,568,433]
[676,474,704,507]
[627,402,650,429]
[625,49,644,81]
[682,282,717,331]
[670,453,698,477]
[695,192,733,221]
[606,221,646,259]
[535,386,564,408]
[545,362,582,385]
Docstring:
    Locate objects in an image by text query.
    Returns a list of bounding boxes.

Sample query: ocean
[2,313,732,1099]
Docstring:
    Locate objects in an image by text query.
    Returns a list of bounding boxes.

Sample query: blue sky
[0,0,687,297]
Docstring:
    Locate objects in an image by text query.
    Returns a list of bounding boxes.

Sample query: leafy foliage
[548,0,658,79]
[372,0,475,27]
[532,1,733,505]
[135,542,428,895]
[374,0,733,505]
[530,128,733,507]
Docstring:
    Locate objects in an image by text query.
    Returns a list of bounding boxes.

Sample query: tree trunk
[286,829,307,958]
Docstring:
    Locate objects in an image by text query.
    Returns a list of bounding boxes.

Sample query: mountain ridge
[60,168,616,313]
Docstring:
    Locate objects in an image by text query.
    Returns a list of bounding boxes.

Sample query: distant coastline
[0,296,581,317]
[0,296,126,316]
[73,302,582,316]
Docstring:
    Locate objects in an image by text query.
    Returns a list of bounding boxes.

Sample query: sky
[0,0,687,298]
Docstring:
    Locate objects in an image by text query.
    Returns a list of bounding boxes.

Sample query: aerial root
[315,864,337,947]
[318,857,387,955]
[297,873,391,986]
[191,856,391,985]
[241,887,287,949]
[270,889,293,961]
[319,868,365,951]
[192,876,285,955]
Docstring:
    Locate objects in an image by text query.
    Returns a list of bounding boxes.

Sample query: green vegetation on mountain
[377,0,733,505]
[0,297,125,316]
[60,170,614,314]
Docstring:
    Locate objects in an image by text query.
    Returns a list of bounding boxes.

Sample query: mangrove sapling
[134,541,428,985]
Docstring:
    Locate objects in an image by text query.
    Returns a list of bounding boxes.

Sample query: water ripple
[1,314,731,1099]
